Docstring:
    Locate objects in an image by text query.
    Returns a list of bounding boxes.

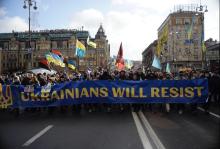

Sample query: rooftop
[0,29,90,40]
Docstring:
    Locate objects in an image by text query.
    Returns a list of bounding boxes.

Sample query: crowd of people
[0,67,220,115]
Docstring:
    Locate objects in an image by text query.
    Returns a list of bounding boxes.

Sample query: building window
[63,41,67,48]
[184,18,190,25]
[176,18,182,25]
[52,41,57,49]
[0,42,4,49]
[20,42,25,50]
[30,42,36,50]
[57,41,63,49]
[194,18,198,25]
[194,40,198,46]
[194,55,198,60]
[25,41,29,49]
[4,42,9,50]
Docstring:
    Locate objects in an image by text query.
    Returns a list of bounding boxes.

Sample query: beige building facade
[158,10,205,72]
[0,25,110,74]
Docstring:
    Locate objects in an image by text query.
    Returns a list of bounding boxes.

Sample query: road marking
[132,112,153,149]
[22,125,53,147]
[139,111,166,149]
[197,107,220,119]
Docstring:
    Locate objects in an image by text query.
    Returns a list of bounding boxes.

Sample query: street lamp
[195,2,208,69]
[23,0,37,69]
[169,31,179,72]
[196,4,208,15]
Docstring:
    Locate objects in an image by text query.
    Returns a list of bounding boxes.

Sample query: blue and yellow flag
[187,15,195,40]
[125,59,133,69]
[45,53,55,63]
[51,53,65,67]
[75,39,86,58]
[156,25,168,56]
[67,60,76,70]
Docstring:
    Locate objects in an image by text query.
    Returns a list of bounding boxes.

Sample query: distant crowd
[0,68,220,114]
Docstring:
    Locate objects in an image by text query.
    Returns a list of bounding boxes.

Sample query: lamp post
[23,0,37,69]
[195,0,208,14]
[195,1,208,69]
[169,31,178,72]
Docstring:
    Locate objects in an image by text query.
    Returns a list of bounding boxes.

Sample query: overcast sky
[0,0,219,60]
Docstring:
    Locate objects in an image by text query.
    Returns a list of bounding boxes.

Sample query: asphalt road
[0,108,143,149]
[0,106,219,149]
[143,110,220,149]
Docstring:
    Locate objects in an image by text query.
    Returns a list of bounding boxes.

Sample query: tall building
[0,25,110,74]
[158,5,205,72]
[142,40,157,69]
[205,38,220,73]
[94,25,110,70]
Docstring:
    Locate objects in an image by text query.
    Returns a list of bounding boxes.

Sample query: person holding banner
[0,67,211,115]
[131,71,143,112]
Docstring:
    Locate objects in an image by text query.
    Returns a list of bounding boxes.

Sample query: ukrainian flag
[51,53,65,67]
[75,39,86,58]
[45,53,55,63]
[67,60,76,70]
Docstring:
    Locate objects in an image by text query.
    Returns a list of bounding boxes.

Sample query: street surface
[0,106,219,149]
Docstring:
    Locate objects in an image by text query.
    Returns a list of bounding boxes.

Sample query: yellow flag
[88,41,96,48]
[87,36,96,48]
[156,25,168,56]
[0,83,2,93]
[202,41,206,53]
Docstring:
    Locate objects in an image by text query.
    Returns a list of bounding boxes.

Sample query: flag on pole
[166,63,171,73]
[152,55,161,70]
[156,25,168,56]
[45,53,55,63]
[50,53,65,67]
[75,39,86,58]
[125,59,133,69]
[187,15,195,40]
[87,36,96,48]
[51,49,64,60]
[115,42,125,70]
[39,58,50,70]
[51,49,62,56]
[67,60,76,70]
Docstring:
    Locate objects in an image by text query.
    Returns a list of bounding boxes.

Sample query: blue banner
[0,79,208,108]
